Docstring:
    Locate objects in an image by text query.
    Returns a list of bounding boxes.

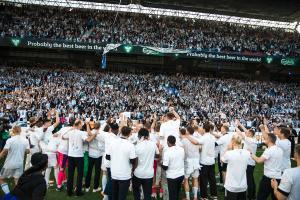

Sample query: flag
[101,54,106,69]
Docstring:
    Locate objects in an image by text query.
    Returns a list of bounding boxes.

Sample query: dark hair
[154,122,161,132]
[267,133,277,144]
[209,123,214,131]
[69,117,76,126]
[23,153,48,176]
[121,126,132,137]
[222,125,229,132]
[180,128,186,135]
[43,119,51,124]
[166,112,175,119]
[144,122,151,130]
[103,124,110,132]
[167,135,176,145]
[186,126,194,135]
[280,128,290,139]
[203,122,211,132]
[248,129,255,136]
[138,128,149,139]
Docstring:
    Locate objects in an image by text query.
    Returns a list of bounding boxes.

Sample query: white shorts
[47,154,57,167]
[184,169,199,179]
[0,168,23,179]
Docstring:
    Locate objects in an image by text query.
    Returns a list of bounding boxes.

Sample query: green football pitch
[1,150,295,200]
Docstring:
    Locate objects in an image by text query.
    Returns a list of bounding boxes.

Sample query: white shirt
[216,133,234,157]
[44,135,60,155]
[181,137,200,160]
[29,127,44,153]
[57,126,72,155]
[108,137,136,180]
[20,126,30,139]
[197,132,216,165]
[278,167,300,200]
[63,129,88,157]
[88,129,105,158]
[243,135,257,166]
[134,140,159,179]
[160,119,180,147]
[163,145,185,179]
[276,139,291,171]
[104,132,119,168]
[41,125,55,146]
[261,145,283,179]
[222,149,251,193]
[3,135,29,169]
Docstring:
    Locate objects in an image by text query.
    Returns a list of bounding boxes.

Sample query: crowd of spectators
[1,5,300,56]
[0,66,299,130]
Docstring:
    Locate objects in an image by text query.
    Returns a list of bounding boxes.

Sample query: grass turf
[1,150,295,200]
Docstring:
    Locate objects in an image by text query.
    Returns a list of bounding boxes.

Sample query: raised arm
[53,110,60,128]
[169,107,180,121]
[236,120,248,133]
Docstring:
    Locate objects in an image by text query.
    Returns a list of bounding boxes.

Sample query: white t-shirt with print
[64,129,88,157]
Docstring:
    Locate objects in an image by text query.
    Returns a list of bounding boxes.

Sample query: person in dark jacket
[7,153,48,200]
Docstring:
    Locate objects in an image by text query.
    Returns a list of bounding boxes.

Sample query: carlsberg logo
[11,38,21,47]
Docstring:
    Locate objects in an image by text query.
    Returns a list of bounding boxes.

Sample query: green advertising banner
[1,37,299,66]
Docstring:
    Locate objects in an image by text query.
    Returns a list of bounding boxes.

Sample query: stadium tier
[0,1,300,200]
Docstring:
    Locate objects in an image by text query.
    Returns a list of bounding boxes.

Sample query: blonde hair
[10,125,21,136]
[231,134,243,148]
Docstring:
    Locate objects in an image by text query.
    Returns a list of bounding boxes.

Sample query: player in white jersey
[215,125,233,182]
[271,144,300,200]
[180,127,200,200]
[0,126,30,194]
[252,132,283,200]
[275,127,291,172]
[103,122,120,200]
[133,128,159,200]
[185,122,218,200]
[55,118,76,191]
[159,107,181,148]
[85,122,106,192]
[22,117,40,170]
[221,134,251,200]
[39,110,60,187]
[236,120,258,200]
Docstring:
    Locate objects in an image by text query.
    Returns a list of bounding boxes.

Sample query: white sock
[193,187,198,199]
[185,192,190,200]
[1,183,10,194]
[102,174,107,190]
[103,195,108,200]
[54,167,59,185]
[45,167,52,186]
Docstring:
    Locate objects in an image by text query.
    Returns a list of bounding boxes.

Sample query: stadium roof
[142,0,300,22]
[3,0,300,31]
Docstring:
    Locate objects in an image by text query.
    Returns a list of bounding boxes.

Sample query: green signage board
[0,37,299,66]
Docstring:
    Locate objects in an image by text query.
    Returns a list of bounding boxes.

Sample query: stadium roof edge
[2,0,299,31]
